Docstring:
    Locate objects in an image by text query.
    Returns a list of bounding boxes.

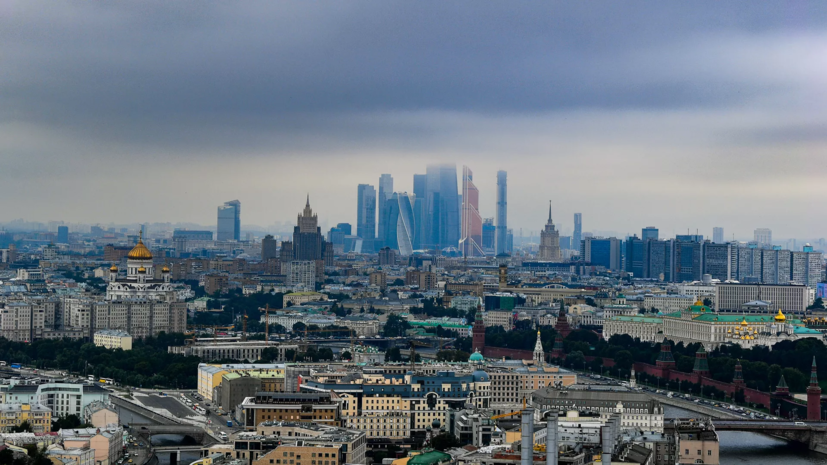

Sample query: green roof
[408,451,452,465]
[689,313,803,324]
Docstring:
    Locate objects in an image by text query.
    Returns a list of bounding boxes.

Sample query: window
[708,450,712,456]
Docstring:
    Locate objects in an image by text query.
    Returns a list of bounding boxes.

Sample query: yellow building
[93,329,133,350]
[341,393,412,439]
[253,443,342,465]
[0,403,52,433]
[198,363,286,400]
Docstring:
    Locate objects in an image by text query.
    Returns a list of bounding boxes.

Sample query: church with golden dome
[106,232,179,302]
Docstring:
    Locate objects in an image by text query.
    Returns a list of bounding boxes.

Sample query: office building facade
[713,227,724,244]
[382,192,416,256]
[377,174,393,249]
[460,166,484,257]
[642,227,659,241]
[496,170,508,255]
[423,163,460,250]
[572,213,582,254]
[754,228,772,247]
[581,237,622,270]
[217,200,241,241]
[356,184,377,253]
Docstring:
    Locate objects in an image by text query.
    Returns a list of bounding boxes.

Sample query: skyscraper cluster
[349,164,511,258]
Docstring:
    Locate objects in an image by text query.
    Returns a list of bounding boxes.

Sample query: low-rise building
[239,392,340,429]
[93,330,133,350]
[0,404,52,433]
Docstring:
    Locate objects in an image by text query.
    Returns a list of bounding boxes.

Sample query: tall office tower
[482,218,496,253]
[580,237,622,270]
[293,196,331,267]
[356,184,377,253]
[572,213,582,253]
[538,202,561,261]
[754,228,772,247]
[382,192,416,256]
[495,170,508,255]
[57,226,69,244]
[261,234,278,261]
[424,164,460,250]
[641,227,659,241]
[791,248,822,288]
[460,166,484,257]
[644,239,674,282]
[377,174,394,249]
[412,174,427,250]
[735,245,762,283]
[713,227,724,244]
[336,223,352,236]
[506,229,514,253]
[703,242,733,281]
[217,200,241,241]
[674,238,704,282]
[625,236,644,278]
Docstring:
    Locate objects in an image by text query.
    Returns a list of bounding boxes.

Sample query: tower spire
[811,356,819,387]
[548,201,553,223]
[306,193,310,208]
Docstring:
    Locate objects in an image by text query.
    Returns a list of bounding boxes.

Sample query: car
[795,421,806,426]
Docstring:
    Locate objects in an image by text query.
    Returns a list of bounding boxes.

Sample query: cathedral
[105,232,180,302]
[538,201,561,261]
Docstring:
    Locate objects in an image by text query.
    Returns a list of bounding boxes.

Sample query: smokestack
[601,423,612,465]
[545,414,558,465]
[521,408,535,465]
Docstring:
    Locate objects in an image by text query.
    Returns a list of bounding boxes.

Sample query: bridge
[153,445,212,465]
[131,424,220,445]
[670,419,827,454]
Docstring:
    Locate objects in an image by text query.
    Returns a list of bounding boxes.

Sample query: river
[663,406,827,464]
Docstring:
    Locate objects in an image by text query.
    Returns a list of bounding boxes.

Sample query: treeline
[0,333,200,389]
[554,331,826,393]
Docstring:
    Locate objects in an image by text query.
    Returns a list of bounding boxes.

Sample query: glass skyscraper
[460,165,484,257]
[216,200,241,241]
[496,170,508,255]
[377,174,393,249]
[383,192,416,256]
[424,163,460,250]
[356,184,377,252]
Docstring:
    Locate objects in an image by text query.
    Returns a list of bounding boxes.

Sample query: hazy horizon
[2,2,825,239]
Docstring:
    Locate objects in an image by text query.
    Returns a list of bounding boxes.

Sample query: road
[133,389,241,439]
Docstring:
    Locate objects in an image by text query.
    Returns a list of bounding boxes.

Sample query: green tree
[382,314,410,337]
[809,297,825,310]
[341,351,352,361]
[614,350,634,370]
[385,347,402,362]
[430,432,462,451]
[12,421,32,433]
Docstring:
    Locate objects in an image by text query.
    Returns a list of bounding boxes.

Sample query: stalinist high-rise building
[538,201,561,261]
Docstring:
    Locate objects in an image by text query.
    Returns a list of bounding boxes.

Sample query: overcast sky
[1,1,826,240]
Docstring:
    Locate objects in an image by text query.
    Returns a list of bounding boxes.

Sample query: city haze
[1,2,825,239]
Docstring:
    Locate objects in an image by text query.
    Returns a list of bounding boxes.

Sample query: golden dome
[774,309,786,322]
[110,265,118,272]
[694,299,704,307]
[128,232,153,260]
[137,266,146,273]
[741,319,748,326]
[162,265,170,273]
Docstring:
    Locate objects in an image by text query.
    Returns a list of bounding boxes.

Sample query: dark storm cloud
[1,1,826,237]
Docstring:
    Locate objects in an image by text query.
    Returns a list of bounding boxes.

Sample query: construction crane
[408,339,430,373]
[490,398,527,420]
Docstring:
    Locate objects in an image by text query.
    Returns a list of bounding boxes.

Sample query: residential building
[643,295,695,313]
[60,426,123,465]
[262,235,278,261]
[93,330,133,350]
[218,200,241,241]
[4,383,109,419]
[287,261,315,290]
[57,226,69,244]
[532,387,664,432]
[0,404,52,433]
[0,302,45,342]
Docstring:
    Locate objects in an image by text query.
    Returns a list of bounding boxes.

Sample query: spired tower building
[538,201,561,261]
[533,330,545,367]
